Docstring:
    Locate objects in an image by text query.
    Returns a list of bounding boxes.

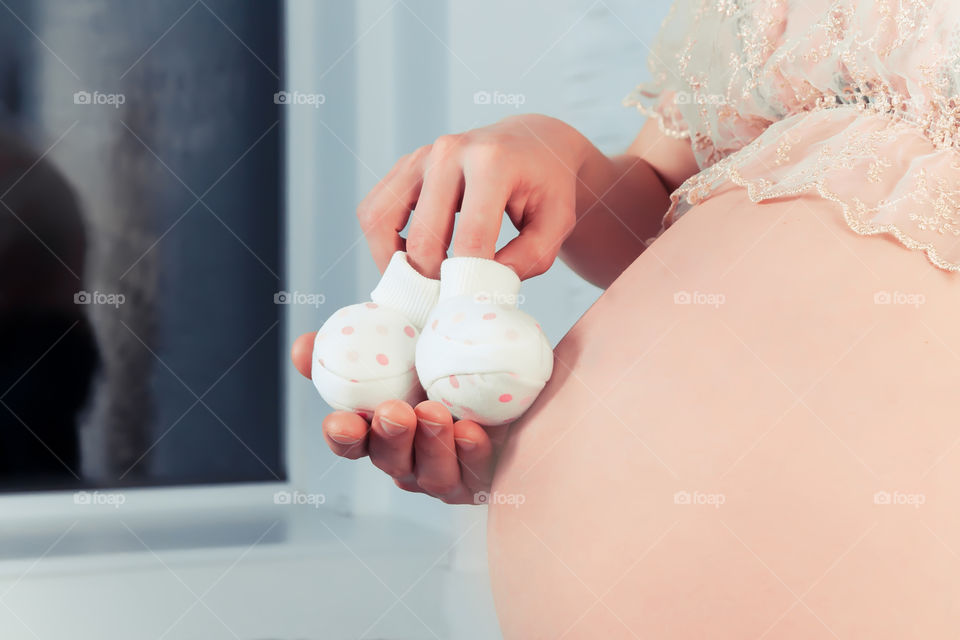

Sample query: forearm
[559,146,672,289]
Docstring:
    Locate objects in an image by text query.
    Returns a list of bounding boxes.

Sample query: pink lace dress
[625,0,960,271]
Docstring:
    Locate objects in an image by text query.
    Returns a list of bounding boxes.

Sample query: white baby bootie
[415,257,554,426]
[312,251,440,417]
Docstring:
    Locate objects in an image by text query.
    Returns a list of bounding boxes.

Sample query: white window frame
[0,0,347,551]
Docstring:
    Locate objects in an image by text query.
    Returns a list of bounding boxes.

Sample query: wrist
[573,146,623,220]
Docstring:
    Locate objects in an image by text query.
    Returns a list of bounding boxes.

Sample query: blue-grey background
[0,0,283,487]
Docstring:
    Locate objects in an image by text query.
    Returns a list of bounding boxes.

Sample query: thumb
[290,332,317,379]
[495,189,574,279]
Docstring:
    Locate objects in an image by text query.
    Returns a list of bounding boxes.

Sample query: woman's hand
[358,113,591,279]
[290,116,688,501]
[291,332,509,504]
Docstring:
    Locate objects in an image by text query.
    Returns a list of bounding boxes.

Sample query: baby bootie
[415,257,553,425]
[312,251,440,417]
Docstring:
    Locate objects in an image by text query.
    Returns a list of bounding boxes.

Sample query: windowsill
[0,482,450,575]
[0,482,491,640]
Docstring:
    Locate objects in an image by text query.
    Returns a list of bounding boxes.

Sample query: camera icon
[274,291,290,304]
[73,91,91,105]
[74,290,91,304]
[473,490,490,504]
[73,491,91,505]
[873,291,892,304]
[873,490,892,505]
[673,290,692,305]
[273,91,290,105]
[673,490,691,505]
[273,490,292,505]
[473,90,491,105]
[674,92,691,105]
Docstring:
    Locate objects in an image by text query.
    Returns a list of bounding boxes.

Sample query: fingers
[320,402,497,504]
[405,140,463,278]
[368,399,417,479]
[291,332,316,379]
[412,401,463,499]
[452,419,494,493]
[453,162,512,260]
[496,186,575,279]
[357,150,426,273]
[322,411,370,459]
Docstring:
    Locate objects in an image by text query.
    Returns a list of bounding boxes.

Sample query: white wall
[285,0,670,634]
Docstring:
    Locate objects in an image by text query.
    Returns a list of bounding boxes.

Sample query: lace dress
[625,0,960,271]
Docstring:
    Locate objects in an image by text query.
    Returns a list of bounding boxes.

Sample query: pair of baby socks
[311,251,553,426]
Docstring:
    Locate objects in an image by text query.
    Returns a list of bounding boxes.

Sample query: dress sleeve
[622,0,693,141]
[628,0,960,273]
[624,0,788,170]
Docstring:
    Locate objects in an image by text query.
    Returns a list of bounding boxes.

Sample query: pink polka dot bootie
[415,257,554,425]
[311,251,440,418]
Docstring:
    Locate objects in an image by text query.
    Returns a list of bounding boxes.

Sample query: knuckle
[405,145,430,168]
[430,134,462,158]
[355,202,378,232]
[454,228,486,253]
[465,136,509,168]
[404,230,437,255]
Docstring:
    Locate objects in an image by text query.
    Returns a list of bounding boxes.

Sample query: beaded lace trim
[623,0,960,272]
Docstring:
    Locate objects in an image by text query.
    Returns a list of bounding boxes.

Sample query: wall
[286,0,671,583]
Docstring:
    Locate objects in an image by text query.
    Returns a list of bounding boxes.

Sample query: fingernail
[455,437,476,451]
[379,416,409,436]
[329,432,360,445]
[419,419,445,436]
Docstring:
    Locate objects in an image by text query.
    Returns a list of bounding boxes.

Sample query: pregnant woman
[292,0,960,636]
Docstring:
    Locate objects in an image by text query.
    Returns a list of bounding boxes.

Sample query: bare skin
[294,108,960,634]
[291,114,692,503]
[489,183,960,638]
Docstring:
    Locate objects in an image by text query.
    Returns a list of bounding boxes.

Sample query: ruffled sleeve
[624,0,960,273]
[624,0,786,170]
[622,0,693,142]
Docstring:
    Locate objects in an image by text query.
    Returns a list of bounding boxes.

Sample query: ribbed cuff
[438,257,522,308]
[369,251,440,329]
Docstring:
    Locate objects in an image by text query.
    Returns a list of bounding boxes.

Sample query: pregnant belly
[488,184,960,639]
